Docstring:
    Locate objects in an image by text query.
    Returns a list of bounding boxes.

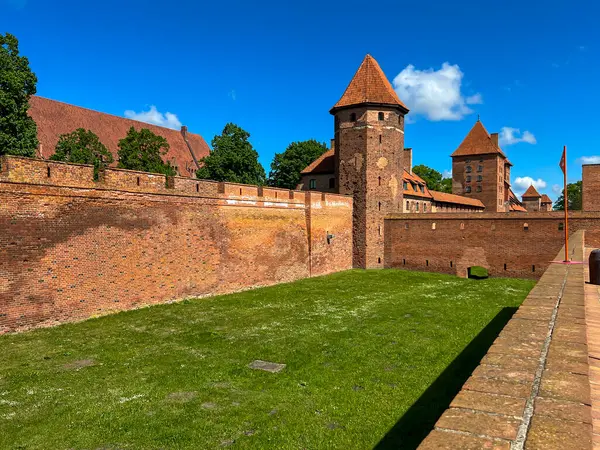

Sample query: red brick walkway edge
[418,230,592,449]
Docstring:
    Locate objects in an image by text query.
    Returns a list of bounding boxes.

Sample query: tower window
[477,165,483,172]
[378,112,384,121]
[309,179,316,190]
[466,166,472,173]
[329,178,335,189]
[476,185,482,192]
[403,181,408,190]
[379,135,382,144]
[350,112,356,121]
[477,175,482,181]
[465,186,472,193]
[466,176,471,182]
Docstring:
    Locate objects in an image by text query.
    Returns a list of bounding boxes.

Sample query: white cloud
[552,184,562,195]
[499,127,537,146]
[124,105,182,130]
[514,176,547,192]
[579,156,600,164]
[392,62,481,121]
[442,169,452,178]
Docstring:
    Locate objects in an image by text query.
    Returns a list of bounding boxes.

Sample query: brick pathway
[418,230,592,449]
[584,248,600,449]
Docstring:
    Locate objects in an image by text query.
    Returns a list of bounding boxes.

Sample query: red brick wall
[583,164,600,212]
[0,156,353,333]
[452,154,505,212]
[384,212,600,279]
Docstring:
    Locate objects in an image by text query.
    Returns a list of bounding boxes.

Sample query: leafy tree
[0,33,38,157]
[51,128,113,179]
[412,164,452,192]
[197,123,265,185]
[117,127,176,176]
[553,181,582,211]
[268,139,328,189]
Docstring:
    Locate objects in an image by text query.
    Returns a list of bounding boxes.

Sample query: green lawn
[0,270,534,449]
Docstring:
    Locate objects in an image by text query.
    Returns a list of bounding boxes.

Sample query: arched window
[406,201,410,211]
[378,112,384,121]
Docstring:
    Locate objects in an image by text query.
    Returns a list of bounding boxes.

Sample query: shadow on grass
[374,306,517,450]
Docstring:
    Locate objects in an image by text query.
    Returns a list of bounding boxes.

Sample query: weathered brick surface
[583,164,600,212]
[385,213,600,279]
[0,156,353,333]
[418,231,593,449]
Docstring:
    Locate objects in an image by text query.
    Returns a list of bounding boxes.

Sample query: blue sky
[3,0,598,199]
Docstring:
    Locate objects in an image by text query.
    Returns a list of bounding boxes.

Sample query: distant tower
[451,120,512,212]
[522,185,542,211]
[330,55,410,269]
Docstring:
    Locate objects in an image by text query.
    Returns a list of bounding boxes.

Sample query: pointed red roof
[540,194,553,204]
[300,149,334,175]
[330,55,409,113]
[451,120,506,158]
[522,185,542,198]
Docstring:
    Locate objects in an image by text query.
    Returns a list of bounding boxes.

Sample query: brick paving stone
[418,429,510,450]
[539,370,591,404]
[450,390,526,417]
[534,397,592,423]
[547,341,588,362]
[480,353,539,371]
[463,376,532,398]
[472,365,535,383]
[436,408,520,440]
[545,355,589,374]
[525,416,592,450]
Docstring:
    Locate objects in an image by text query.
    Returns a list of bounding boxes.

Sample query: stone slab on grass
[248,360,286,373]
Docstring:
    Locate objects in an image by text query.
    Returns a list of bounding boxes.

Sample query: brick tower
[522,185,542,211]
[451,120,512,212]
[330,55,409,269]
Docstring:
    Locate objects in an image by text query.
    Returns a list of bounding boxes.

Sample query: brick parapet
[419,230,592,449]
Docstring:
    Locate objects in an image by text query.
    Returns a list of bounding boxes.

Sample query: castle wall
[384,212,600,279]
[583,164,600,212]
[0,156,353,333]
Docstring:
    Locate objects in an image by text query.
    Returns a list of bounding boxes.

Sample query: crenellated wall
[385,212,600,279]
[0,156,353,333]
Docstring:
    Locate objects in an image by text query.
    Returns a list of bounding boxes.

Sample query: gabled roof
[429,190,485,208]
[451,120,507,158]
[300,149,335,175]
[28,96,210,178]
[522,185,542,198]
[540,194,553,204]
[403,170,432,199]
[331,55,409,113]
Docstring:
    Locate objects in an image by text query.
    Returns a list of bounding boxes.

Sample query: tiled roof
[300,149,335,175]
[451,120,507,158]
[522,185,542,198]
[540,194,553,204]
[403,170,432,198]
[28,96,210,178]
[331,55,409,112]
[429,190,485,208]
[510,203,528,212]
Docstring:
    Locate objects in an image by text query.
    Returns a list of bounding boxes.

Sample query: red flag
[559,147,566,174]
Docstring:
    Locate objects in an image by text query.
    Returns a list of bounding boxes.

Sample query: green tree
[117,127,176,176]
[51,128,113,179]
[197,123,265,185]
[0,33,38,157]
[553,181,582,211]
[412,164,452,192]
[268,139,328,189]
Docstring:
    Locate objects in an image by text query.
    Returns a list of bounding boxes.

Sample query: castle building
[540,194,553,211]
[521,186,554,211]
[28,96,210,178]
[299,54,483,268]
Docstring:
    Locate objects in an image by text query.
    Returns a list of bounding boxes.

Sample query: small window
[416,202,420,212]
[406,201,410,210]
[309,179,317,190]
[477,175,482,181]
[378,112,384,121]
[465,186,471,193]
[378,176,381,186]
[47,166,51,178]
[466,159,471,163]
[477,165,483,172]
[423,203,427,212]
[466,176,471,182]
[379,135,382,144]
[350,112,356,121]
[476,185,482,192]
[403,181,408,190]
[329,178,335,189]
[466,166,472,173]
[420,185,424,193]
[137,176,140,186]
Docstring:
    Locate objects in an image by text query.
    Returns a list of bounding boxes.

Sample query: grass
[467,266,490,279]
[0,270,534,449]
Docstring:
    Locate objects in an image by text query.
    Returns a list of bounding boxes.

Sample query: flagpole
[563,145,569,262]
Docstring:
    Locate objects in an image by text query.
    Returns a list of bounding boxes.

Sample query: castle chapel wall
[0,156,352,333]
